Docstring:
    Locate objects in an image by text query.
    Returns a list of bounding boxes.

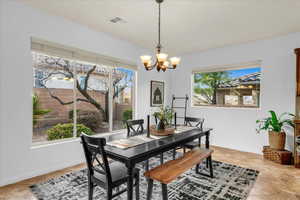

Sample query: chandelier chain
[158,2,161,49]
[140,0,180,72]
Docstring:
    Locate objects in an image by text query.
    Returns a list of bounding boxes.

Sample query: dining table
[104,127,213,200]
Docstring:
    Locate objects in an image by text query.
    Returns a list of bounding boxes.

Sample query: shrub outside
[47,123,93,141]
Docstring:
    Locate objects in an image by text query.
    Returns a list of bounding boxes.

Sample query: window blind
[31,38,138,70]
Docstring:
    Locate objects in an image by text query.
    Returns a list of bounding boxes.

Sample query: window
[112,68,134,130]
[32,40,136,143]
[224,95,238,105]
[192,64,261,108]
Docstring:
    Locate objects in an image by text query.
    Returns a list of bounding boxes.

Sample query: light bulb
[147,60,152,67]
[163,61,169,67]
[156,53,168,62]
[140,55,151,64]
[170,57,181,66]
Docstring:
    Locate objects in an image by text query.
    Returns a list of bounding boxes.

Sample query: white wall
[1,0,299,187]
[0,0,5,186]
[171,32,299,154]
[0,0,171,186]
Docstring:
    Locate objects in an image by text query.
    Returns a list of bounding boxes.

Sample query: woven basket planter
[268,131,286,150]
[263,146,292,165]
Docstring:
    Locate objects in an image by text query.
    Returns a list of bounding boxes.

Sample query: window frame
[31,45,137,145]
[190,62,261,109]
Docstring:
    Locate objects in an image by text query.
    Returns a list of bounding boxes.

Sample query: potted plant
[256,110,295,150]
[153,106,174,130]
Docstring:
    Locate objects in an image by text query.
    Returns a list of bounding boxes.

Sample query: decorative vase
[156,119,166,130]
[268,131,286,150]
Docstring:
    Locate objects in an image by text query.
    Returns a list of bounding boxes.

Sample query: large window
[112,68,134,131]
[192,65,261,108]
[32,42,136,143]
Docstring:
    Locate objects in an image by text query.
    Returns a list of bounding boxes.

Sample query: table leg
[205,131,210,168]
[127,164,135,200]
[205,131,210,149]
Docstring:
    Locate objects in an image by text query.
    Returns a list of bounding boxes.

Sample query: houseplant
[256,110,295,150]
[153,106,174,130]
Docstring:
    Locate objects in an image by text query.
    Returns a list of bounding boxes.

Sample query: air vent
[110,17,127,24]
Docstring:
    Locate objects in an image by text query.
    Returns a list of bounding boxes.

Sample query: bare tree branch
[83,65,96,90]
[38,56,130,122]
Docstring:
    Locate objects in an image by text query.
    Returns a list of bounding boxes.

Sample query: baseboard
[211,144,263,155]
[0,159,84,187]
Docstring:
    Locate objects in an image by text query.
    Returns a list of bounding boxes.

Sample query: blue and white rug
[30,153,259,200]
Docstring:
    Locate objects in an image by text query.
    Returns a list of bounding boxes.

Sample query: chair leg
[146,179,154,200]
[145,160,149,172]
[206,157,209,168]
[88,178,94,200]
[161,184,168,200]
[135,171,140,200]
[195,164,200,174]
[173,148,176,160]
[208,156,214,178]
[183,147,186,154]
[106,189,113,200]
[160,153,164,164]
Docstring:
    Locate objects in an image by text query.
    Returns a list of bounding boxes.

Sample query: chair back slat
[80,133,113,186]
[185,117,204,129]
[125,119,144,137]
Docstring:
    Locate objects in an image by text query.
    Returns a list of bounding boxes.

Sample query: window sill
[31,129,127,149]
[191,105,261,110]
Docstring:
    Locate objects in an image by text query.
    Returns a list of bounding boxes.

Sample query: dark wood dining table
[104,127,212,200]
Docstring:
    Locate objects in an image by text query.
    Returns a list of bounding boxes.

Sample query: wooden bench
[144,148,213,200]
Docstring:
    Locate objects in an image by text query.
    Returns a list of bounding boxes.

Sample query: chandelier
[140,0,181,72]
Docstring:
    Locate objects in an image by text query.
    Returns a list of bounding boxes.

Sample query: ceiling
[20,0,300,55]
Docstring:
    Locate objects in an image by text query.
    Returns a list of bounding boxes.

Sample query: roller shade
[31,38,138,70]
[192,60,262,74]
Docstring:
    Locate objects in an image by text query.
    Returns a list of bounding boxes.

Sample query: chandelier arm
[145,59,158,70]
[166,67,176,69]
[150,59,159,69]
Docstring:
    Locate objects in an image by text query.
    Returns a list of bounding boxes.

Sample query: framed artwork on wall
[150,80,164,107]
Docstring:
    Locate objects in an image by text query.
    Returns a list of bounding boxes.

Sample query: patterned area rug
[30,153,259,200]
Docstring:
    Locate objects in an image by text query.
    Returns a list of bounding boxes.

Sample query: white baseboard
[0,159,84,187]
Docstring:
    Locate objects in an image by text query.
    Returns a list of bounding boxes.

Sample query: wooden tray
[150,125,175,136]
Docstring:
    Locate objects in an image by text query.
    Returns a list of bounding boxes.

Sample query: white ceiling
[21,0,300,55]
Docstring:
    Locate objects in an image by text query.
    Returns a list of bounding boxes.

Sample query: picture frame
[150,80,164,107]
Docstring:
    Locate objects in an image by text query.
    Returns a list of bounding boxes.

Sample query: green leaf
[256,110,295,134]
[269,110,281,132]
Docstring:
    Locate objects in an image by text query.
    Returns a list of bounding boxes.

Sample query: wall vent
[110,17,126,24]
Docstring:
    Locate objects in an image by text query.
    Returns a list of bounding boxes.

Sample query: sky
[194,67,261,89]
[228,67,261,78]
[116,67,134,94]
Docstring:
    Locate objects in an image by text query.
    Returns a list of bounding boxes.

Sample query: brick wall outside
[34,88,131,127]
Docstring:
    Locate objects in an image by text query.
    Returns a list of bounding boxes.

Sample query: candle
[147,115,150,137]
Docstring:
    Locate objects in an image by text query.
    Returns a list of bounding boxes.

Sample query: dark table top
[104,127,212,165]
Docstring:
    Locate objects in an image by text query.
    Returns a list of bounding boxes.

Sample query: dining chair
[125,119,144,137]
[81,133,140,200]
[173,117,205,159]
[125,119,164,170]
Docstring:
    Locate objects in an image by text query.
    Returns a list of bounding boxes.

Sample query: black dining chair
[125,119,144,137]
[173,117,205,159]
[81,133,140,200]
[125,119,164,170]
